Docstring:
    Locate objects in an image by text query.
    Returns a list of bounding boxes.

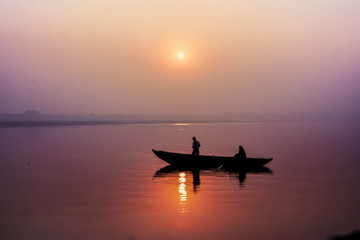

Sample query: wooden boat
[152,149,272,167]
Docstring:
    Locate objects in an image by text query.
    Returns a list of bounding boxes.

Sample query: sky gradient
[1,0,359,115]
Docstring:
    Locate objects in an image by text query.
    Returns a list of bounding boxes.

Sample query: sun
[177,52,185,60]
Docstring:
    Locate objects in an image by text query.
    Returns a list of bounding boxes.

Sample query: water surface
[0,122,359,240]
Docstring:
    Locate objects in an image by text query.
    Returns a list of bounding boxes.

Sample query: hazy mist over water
[1,121,359,240]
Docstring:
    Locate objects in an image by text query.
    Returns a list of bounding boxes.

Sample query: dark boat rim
[152,149,273,163]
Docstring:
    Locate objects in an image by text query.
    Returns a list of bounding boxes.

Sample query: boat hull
[152,149,272,167]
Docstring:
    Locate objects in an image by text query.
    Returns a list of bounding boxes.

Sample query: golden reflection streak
[178,172,187,203]
[172,123,191,126]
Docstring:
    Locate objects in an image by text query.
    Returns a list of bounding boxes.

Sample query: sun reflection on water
[172,123,191,126]
[178,173,188,212]
[178,172,187,203]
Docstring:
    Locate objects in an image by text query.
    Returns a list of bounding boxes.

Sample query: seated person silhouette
[234,145,247,160]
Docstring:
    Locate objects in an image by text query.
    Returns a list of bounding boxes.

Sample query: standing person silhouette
[192,137,201,156]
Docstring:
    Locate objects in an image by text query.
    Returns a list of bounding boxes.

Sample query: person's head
[239,145,243,149]
[192,137,196,141]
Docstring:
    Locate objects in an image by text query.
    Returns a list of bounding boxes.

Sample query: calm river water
[0,121,359,240]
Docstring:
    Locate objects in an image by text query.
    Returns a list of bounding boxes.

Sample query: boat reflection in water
[154,164,273,190]
[154,164,273,212]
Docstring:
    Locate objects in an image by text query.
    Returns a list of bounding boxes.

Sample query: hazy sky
[1,0,359,115]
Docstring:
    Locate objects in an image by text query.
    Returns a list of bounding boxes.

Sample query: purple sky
[1,0,359,115]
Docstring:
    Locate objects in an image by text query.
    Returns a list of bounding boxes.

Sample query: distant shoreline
[0,120,237,128]
[1,111,359,127]
[0,119,358,128]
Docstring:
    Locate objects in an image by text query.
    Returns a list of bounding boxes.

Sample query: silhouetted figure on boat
[235,145,247,160]
[192,137,201,156]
